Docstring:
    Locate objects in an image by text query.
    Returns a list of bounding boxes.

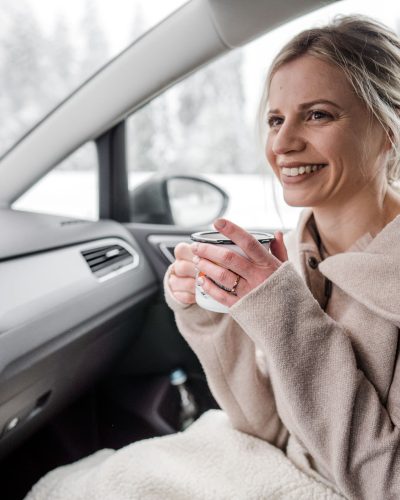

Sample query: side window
[12,142,98,220]
[126,49,302,229]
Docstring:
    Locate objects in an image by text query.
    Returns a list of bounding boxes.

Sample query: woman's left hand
[192,218,288,308]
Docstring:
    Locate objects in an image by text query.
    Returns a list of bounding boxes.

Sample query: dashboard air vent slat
[81,244,134,278]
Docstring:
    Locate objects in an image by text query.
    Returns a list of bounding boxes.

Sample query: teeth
[282,164,326,177]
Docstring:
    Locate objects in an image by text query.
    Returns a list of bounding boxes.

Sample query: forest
[0,0,266,175]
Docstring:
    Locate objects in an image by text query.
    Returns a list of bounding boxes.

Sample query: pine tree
[0,0,48,153]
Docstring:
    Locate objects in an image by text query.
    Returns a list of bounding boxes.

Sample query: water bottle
[170,368,198,430]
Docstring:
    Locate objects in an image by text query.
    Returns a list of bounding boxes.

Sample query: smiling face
[266,54,390,209]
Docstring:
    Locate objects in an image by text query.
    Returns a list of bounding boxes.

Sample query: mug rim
[190,230,274,244]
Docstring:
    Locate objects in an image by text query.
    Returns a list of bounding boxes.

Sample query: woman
[26,15,400,500]
[166,15,400,500]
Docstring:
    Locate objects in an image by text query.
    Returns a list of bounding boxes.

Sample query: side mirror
[129,175,229,226]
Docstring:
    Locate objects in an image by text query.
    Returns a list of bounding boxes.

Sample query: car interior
[0,0,336,498]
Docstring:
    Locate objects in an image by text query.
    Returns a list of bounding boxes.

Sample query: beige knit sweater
[164,209,400,500]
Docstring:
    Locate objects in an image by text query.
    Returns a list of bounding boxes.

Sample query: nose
[271,120,306,155]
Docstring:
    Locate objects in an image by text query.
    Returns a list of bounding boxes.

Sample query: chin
[283,194,312,207]
[282,188,326,207]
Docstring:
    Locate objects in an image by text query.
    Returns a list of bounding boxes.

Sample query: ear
[382,107,400,152]
[383,130,394,152]
[386,107,400,150]
[382,122,394,153]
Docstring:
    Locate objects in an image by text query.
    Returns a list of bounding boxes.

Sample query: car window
[126,48,294,230]
[0,0,187,159]
[127,0,400,230]
[12,142,99,220]
[7,0,400,229]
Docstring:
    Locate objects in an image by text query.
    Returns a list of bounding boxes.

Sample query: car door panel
[124,223,201,281]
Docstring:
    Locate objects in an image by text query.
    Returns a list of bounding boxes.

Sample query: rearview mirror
[129,175,229,226]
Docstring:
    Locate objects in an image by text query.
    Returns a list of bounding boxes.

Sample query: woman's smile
[280,164,328,184]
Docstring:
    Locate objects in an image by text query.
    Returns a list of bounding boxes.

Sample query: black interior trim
[97,122,130,222]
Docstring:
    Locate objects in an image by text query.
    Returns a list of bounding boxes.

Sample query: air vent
[81,243,135,279]
[60,219,88,226]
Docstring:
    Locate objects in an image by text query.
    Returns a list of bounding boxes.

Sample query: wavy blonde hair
[259,15,400,185]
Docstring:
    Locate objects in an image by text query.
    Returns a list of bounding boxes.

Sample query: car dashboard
[0,208,158,458]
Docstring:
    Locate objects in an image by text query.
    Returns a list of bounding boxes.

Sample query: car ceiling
[0,0,337,207]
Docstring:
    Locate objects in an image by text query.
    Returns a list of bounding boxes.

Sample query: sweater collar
[313,214,400,326]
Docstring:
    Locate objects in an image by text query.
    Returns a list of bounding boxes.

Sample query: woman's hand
[168,242,197,304]
[192,219,288,308]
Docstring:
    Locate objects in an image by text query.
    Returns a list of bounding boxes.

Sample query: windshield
[0,0,187,158]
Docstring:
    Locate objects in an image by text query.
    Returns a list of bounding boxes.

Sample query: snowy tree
[168,49,261,174]
[0,0,48,152]
[47,16,76,96]
[78,0,109,80]
[128,48,263,176]
[127,4,171,173]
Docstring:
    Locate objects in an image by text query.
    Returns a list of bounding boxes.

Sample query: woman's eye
[309,110,332,121]
[267,116,283,128]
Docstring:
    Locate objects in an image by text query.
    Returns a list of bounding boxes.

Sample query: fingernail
[214,219,226,230]
[193,256,200,265]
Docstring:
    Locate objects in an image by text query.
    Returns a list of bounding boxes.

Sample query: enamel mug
[190,230,274,313]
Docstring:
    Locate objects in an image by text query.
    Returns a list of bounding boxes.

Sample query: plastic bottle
[170,368,198,430]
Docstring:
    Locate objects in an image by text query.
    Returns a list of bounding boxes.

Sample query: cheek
[265,137,278,175]
[316,128,356,166]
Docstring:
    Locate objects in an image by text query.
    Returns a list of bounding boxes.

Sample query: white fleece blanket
[25,410,345,500]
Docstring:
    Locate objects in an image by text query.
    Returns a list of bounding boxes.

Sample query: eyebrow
[268,99,343,115]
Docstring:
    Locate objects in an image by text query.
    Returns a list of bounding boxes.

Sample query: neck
[312,184,400,255]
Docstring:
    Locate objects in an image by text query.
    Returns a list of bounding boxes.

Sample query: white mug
[190,230,274,313]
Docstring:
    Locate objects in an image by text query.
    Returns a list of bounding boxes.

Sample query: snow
[13,171,302,230]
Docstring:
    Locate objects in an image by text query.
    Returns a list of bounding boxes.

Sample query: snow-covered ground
[13,171,303,230]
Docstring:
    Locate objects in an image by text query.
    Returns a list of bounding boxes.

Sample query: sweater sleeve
[163,266,288,449]
[230,260,400,500]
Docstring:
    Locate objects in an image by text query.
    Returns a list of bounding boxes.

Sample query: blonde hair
[259,15,400,185]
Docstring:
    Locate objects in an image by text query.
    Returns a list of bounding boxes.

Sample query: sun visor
[205,0,338,48]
